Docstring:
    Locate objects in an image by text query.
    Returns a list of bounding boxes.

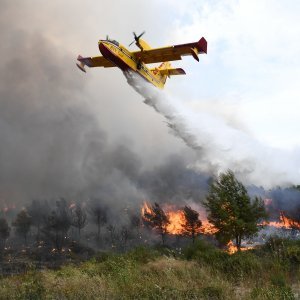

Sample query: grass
[0,238,300,299]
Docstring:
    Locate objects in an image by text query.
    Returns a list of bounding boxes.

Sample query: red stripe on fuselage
[99,43,131,71]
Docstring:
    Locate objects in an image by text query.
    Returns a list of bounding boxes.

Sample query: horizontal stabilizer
[159,68,186,76]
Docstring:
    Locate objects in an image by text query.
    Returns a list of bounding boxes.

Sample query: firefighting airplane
[76,32,207,89]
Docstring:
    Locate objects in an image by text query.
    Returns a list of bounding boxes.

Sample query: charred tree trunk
[192,228,196,244]
[235,235,242,251]
[0,239,5,256]
[161,232,166,245]
[36,224,40,242]
[97,217,101,241]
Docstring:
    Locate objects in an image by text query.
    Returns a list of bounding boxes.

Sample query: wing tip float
[76,55,87,73]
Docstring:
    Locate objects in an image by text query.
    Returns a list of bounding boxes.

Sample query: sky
[1,0,300,206]
[167,0,300,150]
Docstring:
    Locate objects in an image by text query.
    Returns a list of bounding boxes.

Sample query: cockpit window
[106,36,119,46]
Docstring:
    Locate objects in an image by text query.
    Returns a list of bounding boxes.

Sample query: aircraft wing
[133,37,207,64]
[76,55,115,72]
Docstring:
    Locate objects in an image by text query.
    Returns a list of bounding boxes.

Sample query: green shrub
[286,245,300,265]
[270,272,288,288]
[183,240,263,281]
[16,272,45,300]
[125,246,161,263]
[183,239,219,260]
[251,286,295,299]
[220,251,263,281]
[94,251,114,263]
[182,239,230,273]
[260,237,300,262]
[200,286,225,300]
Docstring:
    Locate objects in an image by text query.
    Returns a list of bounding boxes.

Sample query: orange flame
[141,202,217,236]
[141,202,152,219]
[262,211,300,230]
[226,241,254,254]
[141,200,299,255]
[227,241,238,254]
[200,219,218,235]
[166,209,186,235]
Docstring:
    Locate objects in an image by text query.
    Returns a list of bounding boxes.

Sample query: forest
[1,171,300,299]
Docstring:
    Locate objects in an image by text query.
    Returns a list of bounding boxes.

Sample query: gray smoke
[0,12,146,207]
[0,21,210,212]
[267,188,300,221]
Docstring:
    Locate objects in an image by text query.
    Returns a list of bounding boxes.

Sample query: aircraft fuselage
[99,40,165,89]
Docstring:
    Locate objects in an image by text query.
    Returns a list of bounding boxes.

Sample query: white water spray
[125,71,300,188]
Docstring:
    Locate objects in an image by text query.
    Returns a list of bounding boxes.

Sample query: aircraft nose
[99,42,109,56]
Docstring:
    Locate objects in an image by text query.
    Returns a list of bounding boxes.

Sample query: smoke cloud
[0,19,209,211]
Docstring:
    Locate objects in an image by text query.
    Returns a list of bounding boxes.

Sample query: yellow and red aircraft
[77,32,207,89]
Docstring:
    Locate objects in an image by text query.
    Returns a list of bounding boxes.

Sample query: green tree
[203,170,267,250]
[183,206,202,244]
[13,209,32,245]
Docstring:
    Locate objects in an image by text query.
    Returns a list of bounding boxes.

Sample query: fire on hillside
[261,211,300,230]
[141,202,217,236]
[141,202,243,253]
[141,200,300,254]
[263,198,300,230]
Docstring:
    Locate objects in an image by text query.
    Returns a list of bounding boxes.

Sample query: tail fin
[152,62,186,82]
[197,37,207,54]
[159,68,186,76]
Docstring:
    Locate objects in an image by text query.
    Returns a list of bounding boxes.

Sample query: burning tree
[0,218,10,254]
[13,209,32,245]
[182,206,202,243]
[204,170,267,250]
[143,202,170,245]
[71,203,87,240]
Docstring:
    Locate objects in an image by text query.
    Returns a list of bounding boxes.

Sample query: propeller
[129,31,145,46]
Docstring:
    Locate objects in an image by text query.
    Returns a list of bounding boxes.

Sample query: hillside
[0,238,299,299]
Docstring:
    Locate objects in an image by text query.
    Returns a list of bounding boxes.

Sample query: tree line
[0,170,268,254]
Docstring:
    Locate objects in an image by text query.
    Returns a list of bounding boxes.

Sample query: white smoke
[125,71,300,188]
